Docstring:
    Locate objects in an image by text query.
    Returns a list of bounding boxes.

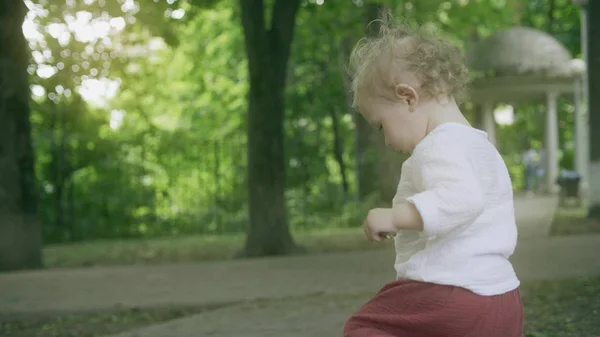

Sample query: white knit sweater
[393,123,520,296]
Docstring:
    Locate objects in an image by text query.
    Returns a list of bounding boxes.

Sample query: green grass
[550,204,600,236]
[526,199,600,336]
[3,276,599,337]
[0,306,206,337]
[9,218,600,337]
[19,204,597,336]
[521,276,600,336]
[43,227,380,269]
[41,199,600,270]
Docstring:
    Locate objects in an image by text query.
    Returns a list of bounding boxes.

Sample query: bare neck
[421,97,471,135]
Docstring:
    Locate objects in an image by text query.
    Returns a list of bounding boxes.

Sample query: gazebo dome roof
[466,27,574,77]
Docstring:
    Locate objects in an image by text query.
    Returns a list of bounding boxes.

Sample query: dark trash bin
[556,170,581,206]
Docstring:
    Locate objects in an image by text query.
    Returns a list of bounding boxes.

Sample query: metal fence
[38,133,364,243]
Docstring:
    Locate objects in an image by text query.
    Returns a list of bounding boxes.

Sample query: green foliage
[26,0,583,243]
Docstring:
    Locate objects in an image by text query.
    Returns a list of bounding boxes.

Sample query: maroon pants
[344,279,523,337]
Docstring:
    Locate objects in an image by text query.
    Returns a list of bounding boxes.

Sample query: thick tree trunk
[354,104,383,199]
[329,107,350,197]
[379,148,409,202]
[354,3,407,203]
[317,56,350,198]
[547,0,555,33]
[0,0,43,271]
[341,37,367,200]
[239,0,303,256]
[587,1,600,219]
[353,3,386,200]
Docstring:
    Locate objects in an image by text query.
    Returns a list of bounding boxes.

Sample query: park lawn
[43,228,380,269]
[8,211,600,337]
[16,203,596,336]
[41,201,600,270]
[2,275,599,337]
[550,204,600,236]
[0,306,206,337]
[521,276,600,336]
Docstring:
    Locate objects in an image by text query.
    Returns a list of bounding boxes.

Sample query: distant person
[522,144,541,195]
[536,148,546,192]
[344,13,522,337]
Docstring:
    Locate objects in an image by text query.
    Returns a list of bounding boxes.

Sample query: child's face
[358,93,425,153]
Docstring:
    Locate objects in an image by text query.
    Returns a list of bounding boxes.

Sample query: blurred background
[1,0,599,336]
[2,0,590,246]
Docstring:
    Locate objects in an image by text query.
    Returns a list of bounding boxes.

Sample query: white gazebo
[466,26,588,193]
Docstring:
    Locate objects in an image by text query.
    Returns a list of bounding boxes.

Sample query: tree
[585,0,600,218]
[353,3,386,200]
[0,0,43,271]
[11,0,582,247]
[353,3,410,203]
[238,0,303,256]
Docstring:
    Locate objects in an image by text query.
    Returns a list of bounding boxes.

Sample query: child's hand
[363,208,396,242]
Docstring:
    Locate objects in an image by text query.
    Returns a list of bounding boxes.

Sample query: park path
[513,194,557,238]
[3,194,600,337]
[106,234,600,337]
[0,195,592,316]
[2,231,599,316]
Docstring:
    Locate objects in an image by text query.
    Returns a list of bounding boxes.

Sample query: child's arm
[402,145,485,236]
[392,202,424,231]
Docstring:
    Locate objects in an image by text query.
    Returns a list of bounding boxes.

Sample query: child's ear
[394,83,419,111]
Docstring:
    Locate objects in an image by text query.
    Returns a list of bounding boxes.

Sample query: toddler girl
[343,14,524,337]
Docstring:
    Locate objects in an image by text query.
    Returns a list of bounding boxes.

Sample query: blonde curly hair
[348,12,469,108]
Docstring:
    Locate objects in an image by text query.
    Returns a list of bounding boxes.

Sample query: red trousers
[344,279,523,337]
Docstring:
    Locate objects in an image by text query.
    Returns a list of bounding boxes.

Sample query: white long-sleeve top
[392,123,520,296]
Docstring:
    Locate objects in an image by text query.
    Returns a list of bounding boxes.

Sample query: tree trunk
[329,107,350,197]
[317,54,349,198]
[67,178,76,240]
[379,148,409,202]
[511,1,522,25]
[340,37,362,200]
[547,0,555,33]
[354,102,383,199]
[473,104,483,129]
[238,0,303,256]
[0,0,43,271]
[587,1,600,219]
[353,3,387,200]
[354,3,408,203]
[54,139,66,239]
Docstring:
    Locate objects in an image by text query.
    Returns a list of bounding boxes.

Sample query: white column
[574,78,589,194]
[482,102,496,146]
[545,91,560,193]
[581,4,589,107]
[580,6,591,198]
